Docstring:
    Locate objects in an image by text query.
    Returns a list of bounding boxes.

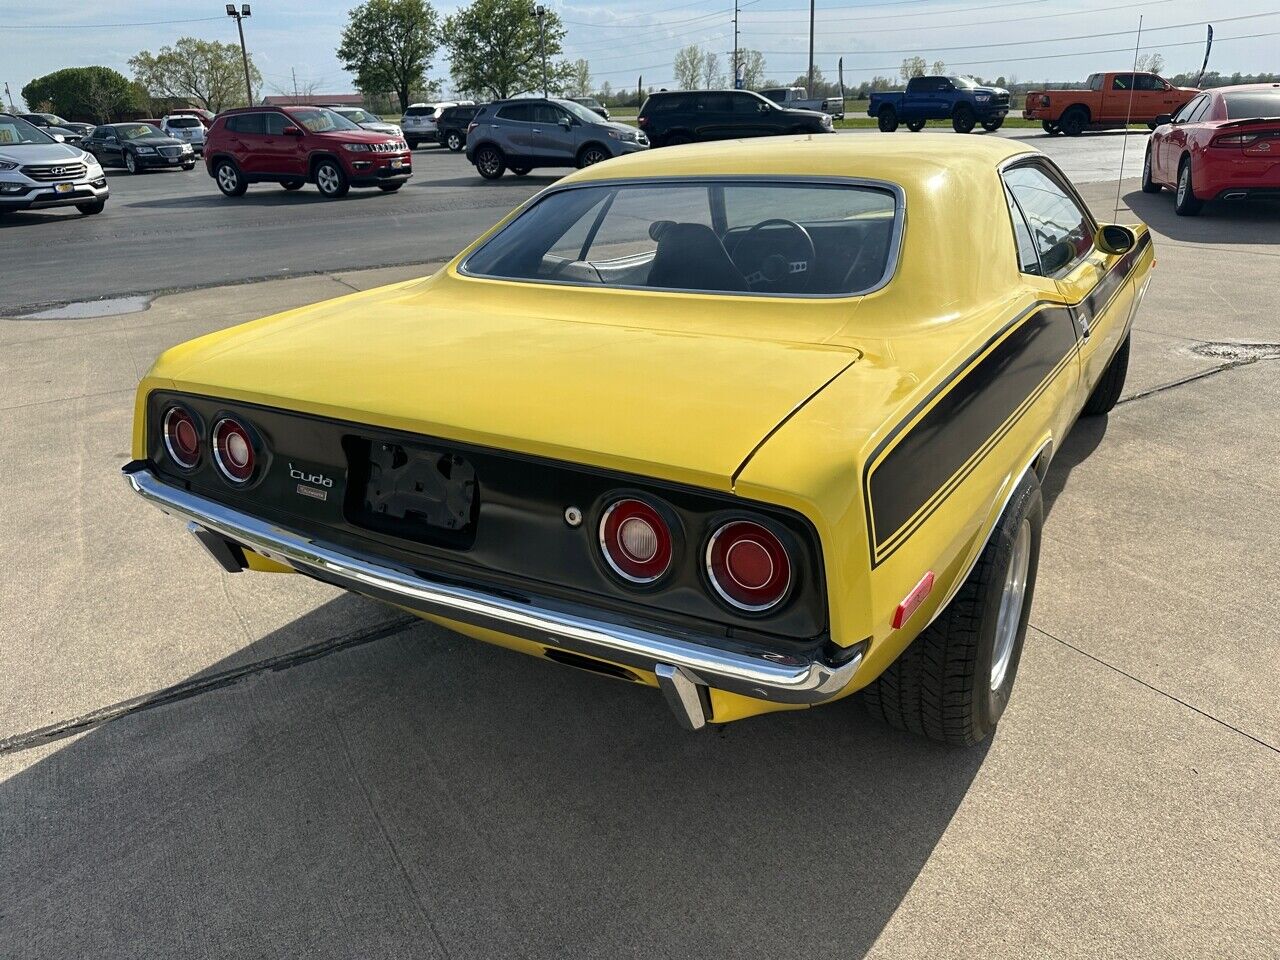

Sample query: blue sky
[6,0,1278,107]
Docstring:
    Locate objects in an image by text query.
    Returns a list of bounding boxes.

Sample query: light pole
[535,5,548,98]
[732,0,739,88]
[225,4,254,107]
[807,0,816,98]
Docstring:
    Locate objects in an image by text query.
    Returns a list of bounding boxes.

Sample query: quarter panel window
[1003,165,1093,277]
[1005,186,1042,276]
[1171,95,1205,124]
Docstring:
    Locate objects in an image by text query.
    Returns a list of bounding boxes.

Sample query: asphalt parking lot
[2,132,1278,958]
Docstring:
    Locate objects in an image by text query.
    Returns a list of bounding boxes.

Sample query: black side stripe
[862,232,1150,568]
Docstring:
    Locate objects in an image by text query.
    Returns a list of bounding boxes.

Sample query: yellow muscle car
[124,135,1152,745]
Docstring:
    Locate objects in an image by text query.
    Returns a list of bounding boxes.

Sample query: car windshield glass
[1222,92,1280,119]
[0,115,55,146]
[118,124,157,140]
[558,100,602,124]
[339,108,379,123]
[291,108,362,132]
[950,76,977,89]
[463,179,900,297]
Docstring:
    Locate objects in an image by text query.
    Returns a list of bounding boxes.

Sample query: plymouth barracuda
[124,135,1152,745]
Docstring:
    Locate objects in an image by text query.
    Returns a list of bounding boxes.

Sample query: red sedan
[1143,83,1280,215]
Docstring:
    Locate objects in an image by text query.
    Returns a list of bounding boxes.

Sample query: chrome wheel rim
[217,166,237,191]
[448,133,460,149]
[990,519,1031,690]
[584,150,605,165]
[126,154,136,172]
[479,151,498,174]
[1178,167,1189,204]
[317,165,339,193]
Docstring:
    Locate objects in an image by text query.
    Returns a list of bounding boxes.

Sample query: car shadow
[427,174,563,188]
[1,592,989,958]
[127,188,403,209]
[1042,413,1109,520]
[1122,188,1280,245]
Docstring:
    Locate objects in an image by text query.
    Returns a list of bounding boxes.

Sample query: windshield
[1222,92,1280,119]
[949,76,978,89]
[0,115,56,146]
[556,100,605,124]
[463,179,900,297]
[337,108,380,123]
[575,98,601,108]
[118,124,158,140]
[290,108,362,133]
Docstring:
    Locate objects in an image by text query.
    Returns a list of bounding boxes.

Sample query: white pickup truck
[758,87,844,120]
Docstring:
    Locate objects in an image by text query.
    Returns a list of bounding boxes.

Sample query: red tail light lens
[1211,133,1259,147]
[599,498,673,583]
[162,405,201,469]
[212,417,256,484]
[706,520,792,612]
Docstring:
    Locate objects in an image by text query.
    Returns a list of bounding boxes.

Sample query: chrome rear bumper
[123,465,861,729]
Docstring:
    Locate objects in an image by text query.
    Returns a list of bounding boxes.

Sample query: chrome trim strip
[124,466,861,707]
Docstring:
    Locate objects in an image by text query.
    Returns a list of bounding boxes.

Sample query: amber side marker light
[892,571,935,629]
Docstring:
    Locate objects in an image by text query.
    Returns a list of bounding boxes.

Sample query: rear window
[403,106,431,117]
[462,179,901,298]
[167,117,201,128]
[1222,92,1280,119]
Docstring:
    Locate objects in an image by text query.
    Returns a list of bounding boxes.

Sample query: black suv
[637,90,833,147]
[436,104,481,152]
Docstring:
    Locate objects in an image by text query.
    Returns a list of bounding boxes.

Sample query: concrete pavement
[1,180,1277,958]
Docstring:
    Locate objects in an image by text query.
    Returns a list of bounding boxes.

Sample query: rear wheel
[981,119,1004,132]
[510,166,531,176]
[124,152,141,174]
[215,160,246,197]
[1082,335,1130,416]
[281,180,304,191]
[76,200,105,215]
[1175,157,1204,216]
[877,107,899,132]
[952,105,976,133]
[1042,120,1061,136]
[406,138,420,150]
[474,145,505,179]
[315,159,349,198]
[1059,107,1088,137]
[861,471,1043,746]
[1140,144,1162,194]
[907,119,926,132]
[445,130,464,152]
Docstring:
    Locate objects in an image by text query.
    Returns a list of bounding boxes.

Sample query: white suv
[160,115,207,153]
[402,101,474,149]
[0,113,109,216]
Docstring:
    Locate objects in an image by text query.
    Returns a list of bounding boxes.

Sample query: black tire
[406,138,420,150]
[1082,335,1130,416]
[182,162,196,171]
[1174,157,1204,216]
[124,151,142,174]
[281,180,304,191]
[1147,120,1159,131]
[877,107,899,133]
[862,471,1043,746]
[510,166,531,176]
[445,130,464,152]
[1059,107,1088,137]
[474,145,505,179]
[378,182,403,192]
[76,200,105,215]
[907,120,926,132]
[1140,144,1162,194]
[578,144,609,168]
[952,105,976,133]
[664,132,693,147]
[214,160,246,197]
[981,119,1003,132]
[1042,120,1062,136]
[314,159,349,198]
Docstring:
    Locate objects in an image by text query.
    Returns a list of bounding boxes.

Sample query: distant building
[262,94,365,107]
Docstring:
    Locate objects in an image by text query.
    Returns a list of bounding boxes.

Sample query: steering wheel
[729,218,817,293]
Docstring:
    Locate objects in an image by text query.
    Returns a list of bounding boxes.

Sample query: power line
[8,16,224,29]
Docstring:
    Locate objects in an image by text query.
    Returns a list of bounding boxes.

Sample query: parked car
[403,101,473,148]
[1023,71,1198,136]
[869,76,1009,133]
[637,89,832,146]
[19,112,94,140]
[1143,83,1280,216]
[160,115,207,152]
[167,107,215,127]
[325,105,403,138]
[81,123,196,173]
[436,104,481,151]
[570,96,610,119]
[203,105,411,198]
[759,86,844,119]
[123,134,1151,743]
[466,98,646,179]
[0,113,109,215]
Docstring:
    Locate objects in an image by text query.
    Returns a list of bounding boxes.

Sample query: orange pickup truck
[1023,71,1198,136]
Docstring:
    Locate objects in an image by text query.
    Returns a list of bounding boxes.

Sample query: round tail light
[212,417,256,484]
[162,405,201,469]
[706,520,792,612]
[599,498,673,584]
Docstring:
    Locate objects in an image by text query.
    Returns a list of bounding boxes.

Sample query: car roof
[1211,82,1280,93]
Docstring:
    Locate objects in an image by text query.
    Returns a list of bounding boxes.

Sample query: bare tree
[1135,53,1165,74]
[568,58,591,97]
[900,56,926,82]
[701,51,722,89]
[673,45,705,90]
[931,60,947,76]
[738,49,767,89]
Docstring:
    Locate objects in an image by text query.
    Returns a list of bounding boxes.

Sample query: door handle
[531,127,542,134]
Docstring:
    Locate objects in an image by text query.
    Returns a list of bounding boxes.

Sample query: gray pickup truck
[759,87,844,120]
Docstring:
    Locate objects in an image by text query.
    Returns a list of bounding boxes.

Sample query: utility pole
[292,67,298,100]
[225,4,254,107]
[733,0,740,88]
[535,5,548,97]
[807,0,816,98]
[3,82,15,110]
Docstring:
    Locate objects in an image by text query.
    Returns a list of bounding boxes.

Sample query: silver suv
[465,98,647,180]
[0,113,109,216]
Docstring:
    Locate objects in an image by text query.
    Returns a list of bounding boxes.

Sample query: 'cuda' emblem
[290,463,333,487]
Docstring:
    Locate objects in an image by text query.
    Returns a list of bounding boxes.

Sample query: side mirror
[283,125,303,136]
[558,117,572,130]
[1155,113,1174,126]
[1095,224,1137,256]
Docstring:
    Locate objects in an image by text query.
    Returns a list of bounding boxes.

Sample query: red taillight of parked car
[162,405,202,469]
[599,498,673,583]
[1211,132,1261,147]
[705,520,791,612]
[637,116,648,127]
[212,417,256,484]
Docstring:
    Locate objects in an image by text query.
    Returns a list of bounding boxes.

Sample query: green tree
[130,38,261,112]
[338,0,439,112]
[444,0,573,99]
[21,67,144,122]
[673,45,704,90]
[737,49,767,89]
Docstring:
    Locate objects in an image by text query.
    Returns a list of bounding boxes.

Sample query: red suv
[204,105,411,199]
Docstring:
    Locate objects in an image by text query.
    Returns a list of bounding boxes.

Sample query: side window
[89,126,109,140]
[1004,186,1042,276]
[698,94,731,112]
[1087,74,1104,91]
[263,113,289,135]
[531,104,564,125]
[730,94,762,114]
[581,185,713,261]
[226,113,266,134]
[1135,74,1164,91]
[496,104,532,122]
[1171,95,1205,124]
[1187,97,1212,123]
[906,78,924,95]
[1003,164,1094,277]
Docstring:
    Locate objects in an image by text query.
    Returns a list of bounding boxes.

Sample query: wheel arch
[577,139,611,162]
[307,151,343,179]
[206,152,239,176]
[1061,102,1092,123]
